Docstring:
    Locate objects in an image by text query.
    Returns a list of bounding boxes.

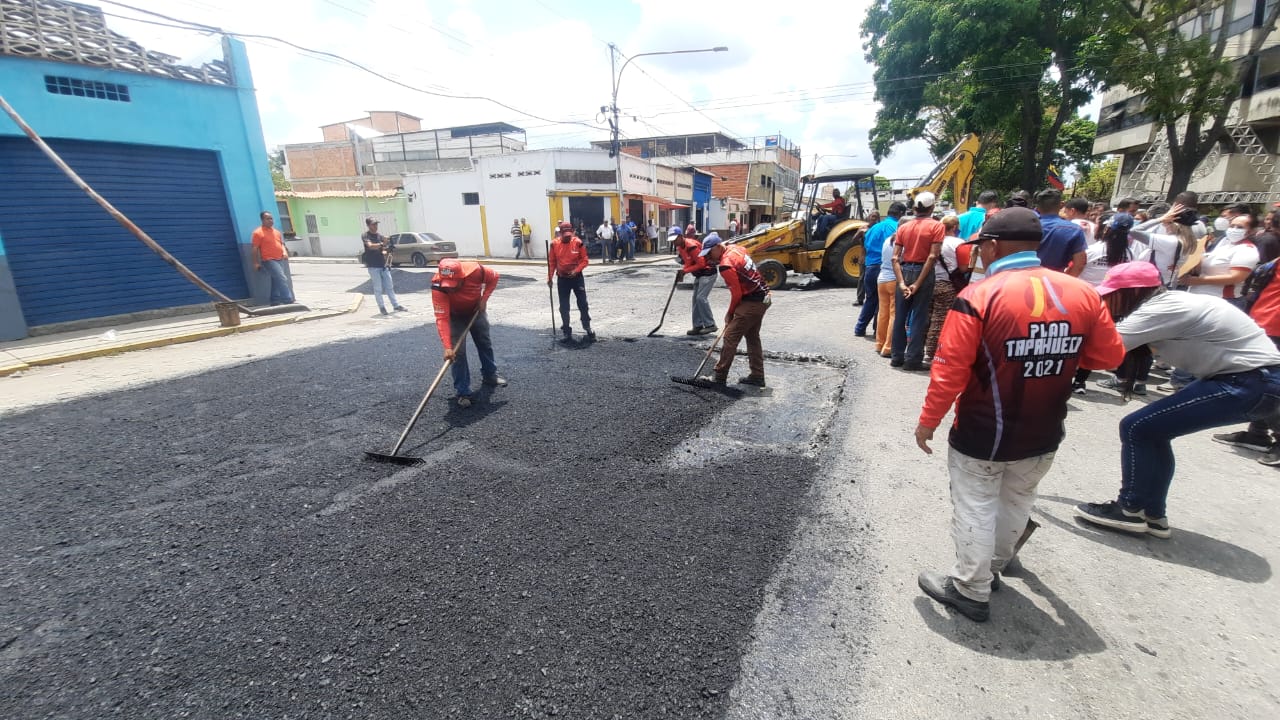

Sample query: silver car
[389,232,458,267]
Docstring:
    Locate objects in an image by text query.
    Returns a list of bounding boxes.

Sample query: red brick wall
[285,145,356,180]
[701,163,751,198]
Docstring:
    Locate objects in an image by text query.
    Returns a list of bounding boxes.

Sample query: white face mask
[1214,217,1231,232]
[1225,227,1247,243]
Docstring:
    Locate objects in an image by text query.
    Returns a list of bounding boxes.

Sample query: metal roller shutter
[0,136,249,327]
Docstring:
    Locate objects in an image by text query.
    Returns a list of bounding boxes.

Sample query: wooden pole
[0,93,258,315]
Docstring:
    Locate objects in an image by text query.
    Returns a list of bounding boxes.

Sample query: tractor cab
[795,167,881,250]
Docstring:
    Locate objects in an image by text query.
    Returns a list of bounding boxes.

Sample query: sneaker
[1072,380,1087,395]
[456,396,472,408]
[699,326,718,335]
[738,375,766,387]
[394,305,408,312]
[1145,515,1172,539]
[379,308,389,316]
[1074,500,1148,535]
[686,327,703,336]
[917,571,989,622]
[1259,445,1280,467]
[1212,430,1274,453]
[1132,383,1147,396]
[1155,382,1184,393]
[482,375,507,387]
[1096,376,1122,390]
[889,358,905,368]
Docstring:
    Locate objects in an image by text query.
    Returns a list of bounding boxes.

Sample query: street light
[608,44,727,228]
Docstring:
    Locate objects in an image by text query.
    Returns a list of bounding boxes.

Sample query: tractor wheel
[757,259,787,290]
[823,233,864,288]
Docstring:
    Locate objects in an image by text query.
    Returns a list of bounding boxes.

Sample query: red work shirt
[894,216,945,264]
[547,235,589,281]
[1250,264,1280,337]
[717,244,770,314]
[251,226,287,261]
[919,264,1126,461]
[431,262,499,350]
[676,236,710,274]
[820,196,847,216]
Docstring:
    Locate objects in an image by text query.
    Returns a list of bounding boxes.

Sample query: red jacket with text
[919,262,1126,461]
[547,235,589,280]
[431,262,499,350]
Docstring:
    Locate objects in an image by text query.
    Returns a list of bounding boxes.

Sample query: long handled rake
[647,272,681,337]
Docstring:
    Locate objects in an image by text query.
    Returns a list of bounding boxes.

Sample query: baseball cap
[685,223,697,235]
[963,206,1042,244]
[434,258,464,288]
[914,191,936,209]
[697,232,724,257]
[1109,212,1135,232]
[365,217,378,226]
[1096,261,1161,296]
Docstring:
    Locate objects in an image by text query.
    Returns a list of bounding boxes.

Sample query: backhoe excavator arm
[907,134,981,211]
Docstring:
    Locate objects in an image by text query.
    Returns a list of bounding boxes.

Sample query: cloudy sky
[94,0,1002,181]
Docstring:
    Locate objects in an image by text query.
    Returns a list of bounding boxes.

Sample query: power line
[94,0,603,131]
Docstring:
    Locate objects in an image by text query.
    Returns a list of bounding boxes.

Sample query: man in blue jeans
[1076,262,1280,538]
[891,192,945,370]
[431,258,505,408]
[855,202,904,336]
[360,218,406,316]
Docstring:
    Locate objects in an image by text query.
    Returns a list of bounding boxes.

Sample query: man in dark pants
[891,192,945,370]
[698,235,773,386]
[431,258,506,408]
[855,203,903,334]
[547,221,594,341]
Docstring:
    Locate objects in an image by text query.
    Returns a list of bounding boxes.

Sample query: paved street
[3,259,1278,719]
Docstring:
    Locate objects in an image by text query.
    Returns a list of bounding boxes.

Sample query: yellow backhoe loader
[906,133,981,210]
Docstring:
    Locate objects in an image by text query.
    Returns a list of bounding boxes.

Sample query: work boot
[561,326,572,340]
[738,375,766,387]
[917,571,989,622]
[697,374,727,386]
[482,375,507,387]
[456,396,473,408]
[584,328,596,342]
[699,325,718,335]
[687,327,702,336]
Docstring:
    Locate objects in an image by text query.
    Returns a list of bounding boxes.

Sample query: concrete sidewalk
[0,291,362,377]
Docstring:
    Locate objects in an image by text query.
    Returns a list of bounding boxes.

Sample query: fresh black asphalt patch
[1,325,821,719]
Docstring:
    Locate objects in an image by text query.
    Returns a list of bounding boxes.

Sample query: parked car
[388,232,458,267]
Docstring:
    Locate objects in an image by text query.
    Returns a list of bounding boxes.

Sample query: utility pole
[609,43,622,226]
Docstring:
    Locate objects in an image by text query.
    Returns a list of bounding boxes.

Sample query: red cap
[1096,261,1161,296]
[435,258,464,288]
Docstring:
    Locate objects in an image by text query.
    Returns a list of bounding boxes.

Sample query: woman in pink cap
[1075,262,1280,539]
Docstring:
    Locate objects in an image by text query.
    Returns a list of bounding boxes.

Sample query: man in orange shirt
[250,211,294,305]
[699,235,772,386]
[913,208,1126,622]
[891,192,945,370]
[547,221,594,341]
[432,258,505,408]
[676,229,718,335]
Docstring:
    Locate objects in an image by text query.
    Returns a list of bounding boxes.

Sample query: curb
[0,294,363,377]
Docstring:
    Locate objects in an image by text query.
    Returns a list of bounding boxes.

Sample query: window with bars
[44,75,130,102]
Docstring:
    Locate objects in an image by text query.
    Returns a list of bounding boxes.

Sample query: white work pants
[948,447,1055,602]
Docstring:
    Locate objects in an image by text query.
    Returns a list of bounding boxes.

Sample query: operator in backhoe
[815,188,848,242]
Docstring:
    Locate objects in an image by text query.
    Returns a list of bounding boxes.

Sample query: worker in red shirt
[913,207,1126,622]
[547,221,594,341]
[891,192,946,370]
[698,235,772,386]
[250,211,294,305]
[431,258,505,408]
[676,229,718,335]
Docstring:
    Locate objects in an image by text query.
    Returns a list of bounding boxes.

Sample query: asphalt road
[1,315,831,719]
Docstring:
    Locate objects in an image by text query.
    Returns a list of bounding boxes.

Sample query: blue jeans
[855,263,881,334]
[620,238,635,260]
[692,273,716,329]
[556,274,592,331]
[892,263,934,365]
[367,267,400,311]
[1119,365,1280,518]
[262,259,294,305]
[450,311,497,397]
[603,238,616,261]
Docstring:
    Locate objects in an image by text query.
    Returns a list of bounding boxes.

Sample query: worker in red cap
[547,221,595,341]
[431,258,505,408]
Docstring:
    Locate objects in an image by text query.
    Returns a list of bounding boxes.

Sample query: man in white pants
[912,208,1126,622]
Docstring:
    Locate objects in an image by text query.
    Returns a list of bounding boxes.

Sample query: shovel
[365,310,481,465]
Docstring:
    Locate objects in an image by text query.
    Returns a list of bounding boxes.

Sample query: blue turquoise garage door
[0,137,249,327]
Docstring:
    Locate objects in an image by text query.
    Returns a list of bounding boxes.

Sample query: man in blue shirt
[855,202,906,336]
[1034,188,1087,275]
[958,190,999,242]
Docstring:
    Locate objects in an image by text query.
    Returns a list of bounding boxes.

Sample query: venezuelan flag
[1046,165,1065,190]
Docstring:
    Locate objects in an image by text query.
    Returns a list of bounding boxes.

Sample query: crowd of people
[861,187,1280,623]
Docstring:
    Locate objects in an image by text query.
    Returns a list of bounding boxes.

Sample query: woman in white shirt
[1183,213,1260,300]
[1131,203,1198,288]
[1079,213,1152,287]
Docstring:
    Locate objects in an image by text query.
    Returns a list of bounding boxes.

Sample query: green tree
[1094,1,1280,199]
[269,149,291,192]
[1054,116,1098,177]
[862,0,1105,192]
[1072,156,1119,201]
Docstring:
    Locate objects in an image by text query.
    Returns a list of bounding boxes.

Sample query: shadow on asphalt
[1036,495,1272,583]
[913,568,1106,660]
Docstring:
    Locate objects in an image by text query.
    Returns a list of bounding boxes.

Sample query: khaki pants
[947,447,1054,602]
[714,300,768,379]
[875,281,896,355]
